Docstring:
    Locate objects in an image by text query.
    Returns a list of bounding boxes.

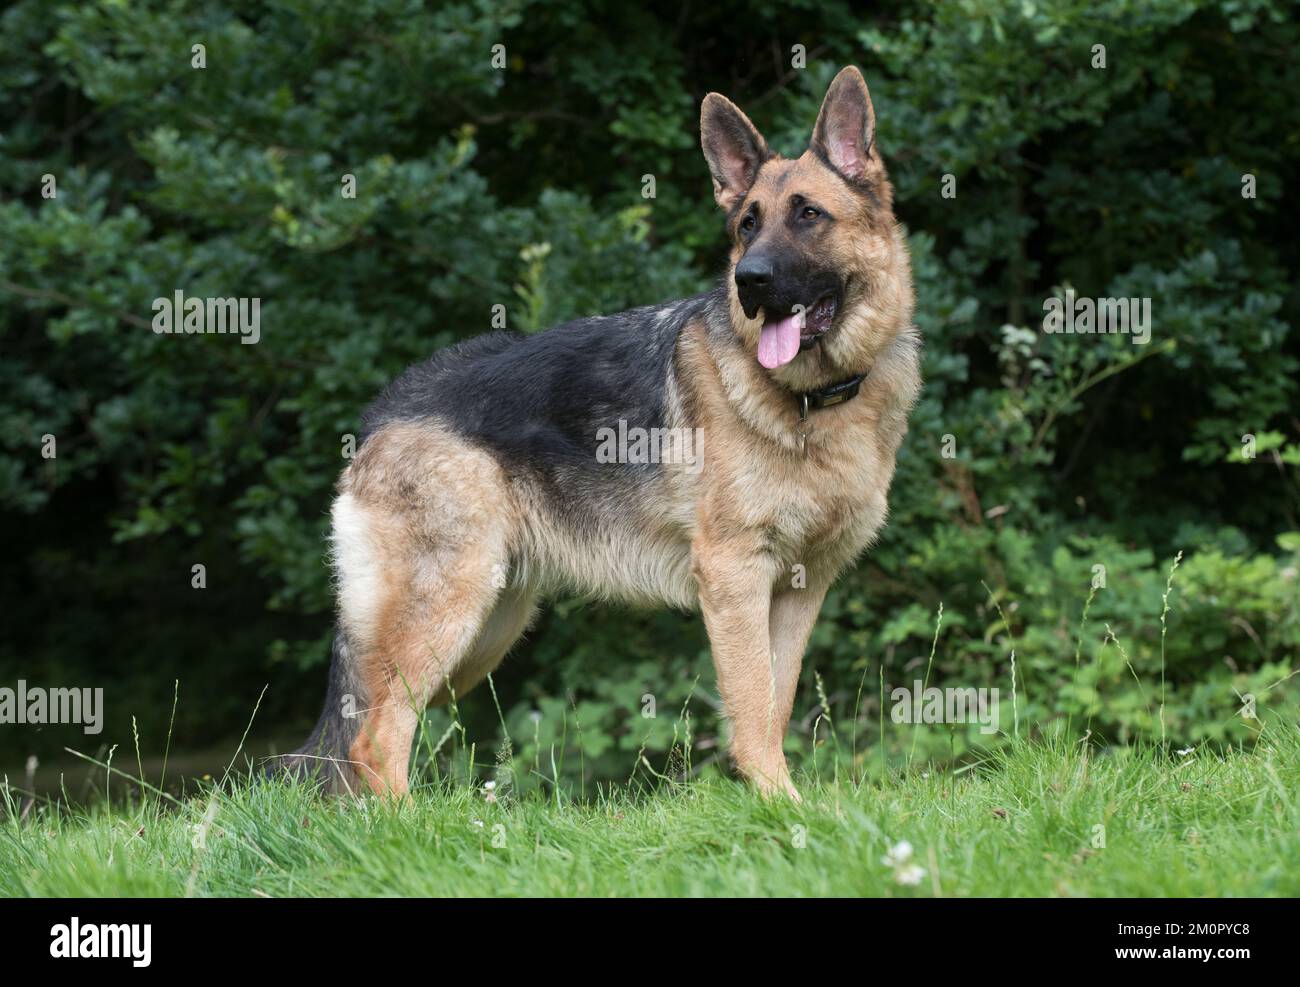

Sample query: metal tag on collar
[796,394,813,458]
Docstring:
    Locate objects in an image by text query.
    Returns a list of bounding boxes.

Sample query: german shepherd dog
[281,66,921,799]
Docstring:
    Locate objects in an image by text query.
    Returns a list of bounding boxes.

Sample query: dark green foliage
[1,0,1296,777]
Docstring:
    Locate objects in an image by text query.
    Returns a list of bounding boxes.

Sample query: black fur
[269,629,366,792]
[270,291,721,791]
[360,290,717,508]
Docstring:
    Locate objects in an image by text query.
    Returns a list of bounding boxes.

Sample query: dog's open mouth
[757,294,838,369]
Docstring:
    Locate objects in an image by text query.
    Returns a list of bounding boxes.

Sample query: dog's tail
[265,627,367,794]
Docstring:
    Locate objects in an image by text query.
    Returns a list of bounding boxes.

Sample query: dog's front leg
[692,538,797,798]
[768,576,831,751]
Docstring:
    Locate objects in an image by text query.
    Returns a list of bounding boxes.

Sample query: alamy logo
[0,680,103,734]
[595,419,704,475]
[1042,288,1151,344]
[50,918,151,967]
[152,290,261,344]
[890,680,1000,735]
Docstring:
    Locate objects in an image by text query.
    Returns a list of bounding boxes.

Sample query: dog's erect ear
[700,93,769,212]
[810,66,880,184]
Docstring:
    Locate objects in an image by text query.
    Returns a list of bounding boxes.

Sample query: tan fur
[671,66,919,796]
[671,303,919,795]
[335,423,516,794]
[328,66,920,799]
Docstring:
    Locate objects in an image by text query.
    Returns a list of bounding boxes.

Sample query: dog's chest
[702,419,895,572]
[775,448,886,556]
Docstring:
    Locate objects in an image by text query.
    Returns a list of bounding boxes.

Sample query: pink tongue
[757,311,803,369]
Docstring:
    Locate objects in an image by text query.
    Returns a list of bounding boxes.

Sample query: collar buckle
[791,369,868,458]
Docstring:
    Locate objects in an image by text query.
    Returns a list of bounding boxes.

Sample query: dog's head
[700,66,912,387]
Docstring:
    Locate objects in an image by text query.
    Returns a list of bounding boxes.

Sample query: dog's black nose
[734,254,774,293]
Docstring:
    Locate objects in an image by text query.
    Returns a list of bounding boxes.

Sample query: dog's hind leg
[346,554,506,797]
[430,582,539,706]
[333,423,517,798]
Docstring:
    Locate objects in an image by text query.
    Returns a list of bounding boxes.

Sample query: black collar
[798,371,867,414]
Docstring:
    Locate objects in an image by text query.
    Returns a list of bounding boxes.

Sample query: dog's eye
[740,214,757,233]
[801,206,821,220]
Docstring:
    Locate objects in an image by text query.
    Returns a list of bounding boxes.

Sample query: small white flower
[1176,747,1195,757]
[882,840,914,869]
[895,864,926,886]
[471,818,484,829]
[882,839,927,887]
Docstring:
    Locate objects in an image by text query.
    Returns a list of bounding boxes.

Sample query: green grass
[3,728,1298,897]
